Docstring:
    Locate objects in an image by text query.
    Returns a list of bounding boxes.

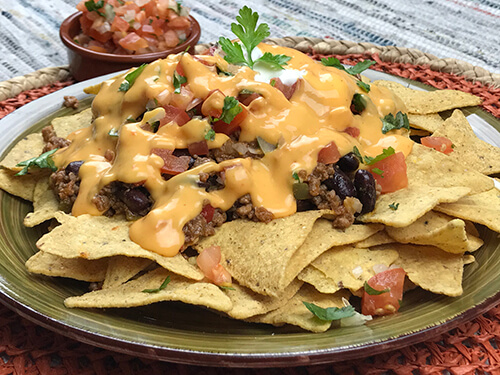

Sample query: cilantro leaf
[351,93,366,114]
[389,202,399,210]
[372,167,384,177]
[142,275,170,293]
[85,0,105,16]
[219,285,236,290]
[214,96,242,124]
[218,7,289,70]
[381,111,410,134]
[118,64,147,92]
[303,302,355,321]
[364,281,390,295]
[357,80,371,93]
[292,171,300,182]
[321,57,344,70]
[352,146,363,162]
[173,71,187,94]
[205,128,216,141]
[16,149,58,176]
[363,147,395,165]
[256,52,291,70]
[347,60,376,75]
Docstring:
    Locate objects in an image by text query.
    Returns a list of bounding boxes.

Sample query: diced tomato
[271,77,299,100]
[344,126,360,138]
[163,29,180,47]
[196,245,232,286]
[370,152,408,193]
[86,40,107,53]
[212,106,248,136]
[151,148,190,175]
[421,136,454,155]
[168,16,191,29]
[79,13,94,35]
[201,90,225,118]
[135,10,147,24]
[362,268,406,316]
[158,105,190,127]
[118,32,148,51]
[76,1,87,12]
[200,204,215,223]
[111,16,129,32]
[317,141,341,164]
[188,140,209,156]
[114,2,140,16]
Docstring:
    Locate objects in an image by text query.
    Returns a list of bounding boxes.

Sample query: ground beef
[41,125,71,153]
[297,163,356,229]
[182,207,226,248]
[92,182,153,220]
[210,139,263,163]
[63,96,79,109]
[226,194,274,223]
[198,170,225,191]
[50,169,80,212]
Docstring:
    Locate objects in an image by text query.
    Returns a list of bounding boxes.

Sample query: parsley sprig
[303,302,355,321]
[15,149,58,176]
[352,146,396,166]
[381,111,410,134]
[218,6,291,70]
[173,71,187,94]
[322,57,375,92]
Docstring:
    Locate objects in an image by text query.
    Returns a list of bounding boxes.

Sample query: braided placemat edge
[1,37,499,102]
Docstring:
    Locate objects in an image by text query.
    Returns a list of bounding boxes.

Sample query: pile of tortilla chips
[1,80,499,333]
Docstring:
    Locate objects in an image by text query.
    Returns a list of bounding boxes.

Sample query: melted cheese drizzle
[53,44,412,257]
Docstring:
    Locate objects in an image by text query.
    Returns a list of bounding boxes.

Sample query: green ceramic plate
[0,71,499,368]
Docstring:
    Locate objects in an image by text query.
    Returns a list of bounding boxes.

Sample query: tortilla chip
[0,168,40,201]
[51,108,92,138]
[37,213,204,281]
[224,279,303,320]
[382,244,464,296]
[64,268,232,312]
[248,285,350,332]
[408,113,444,133]
[196,212,381,297]
[354,230,394,248]
[406,144,493,195]
[311,246,399,294]
[374,80,482,114]
[102,256,153,289]
[23,177,60,227]
[26,251,108,282]
[358,184,470,227]
[0,133,44,171]
[385,211,483,254]
[435,188,500,233]
[298,265,341,294]
[431,110,500,175]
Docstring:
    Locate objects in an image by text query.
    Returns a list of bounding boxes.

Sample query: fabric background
[0,0,499,82]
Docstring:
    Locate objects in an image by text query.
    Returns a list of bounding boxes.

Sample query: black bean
[324,167,356,200]
[336,152,359,173]
[65,161,84,175]
[122,188,151,215]
[354,169,377,213]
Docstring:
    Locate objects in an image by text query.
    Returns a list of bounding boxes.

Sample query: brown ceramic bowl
[60,11,201,81]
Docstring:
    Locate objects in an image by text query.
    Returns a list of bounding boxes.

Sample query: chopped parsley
[213,96,242,124]
[364,281,390,295]
[84,0,105,16]
[219,285,236,291]
[270,79,276,87]
[142,275,170,293]
[381,111,410,134]
[119,64,147,92]
[303,302,355,321]
[218,6,290,70]
[216,66,234,76]
[356,80,371,93]
[322,57,375,92]
[389,202,400,210]
[351,93,366,114]
[173,70,187,94]
[205,128,216,141]
[352,146,363,162]
[371,167,384,177]
[292,171,300,182]
[363,147,395,165]
[15,149,58,176]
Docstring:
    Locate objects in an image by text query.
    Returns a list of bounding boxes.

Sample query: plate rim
[0,69,499,368]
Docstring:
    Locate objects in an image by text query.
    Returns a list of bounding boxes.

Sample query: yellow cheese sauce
[53,43,412,257]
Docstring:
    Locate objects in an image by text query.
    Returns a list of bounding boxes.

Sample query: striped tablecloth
[0,0,499,82]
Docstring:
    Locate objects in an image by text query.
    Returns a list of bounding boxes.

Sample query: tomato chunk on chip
[362,268,406,316]
[421,136,454,155]
[370,152,408,193]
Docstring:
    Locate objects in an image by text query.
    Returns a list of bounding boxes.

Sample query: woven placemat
[0,39,500,374]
